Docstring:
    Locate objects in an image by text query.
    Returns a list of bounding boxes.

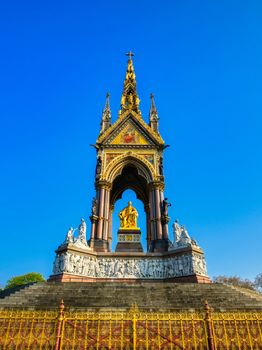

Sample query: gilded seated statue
[118,201,139,230]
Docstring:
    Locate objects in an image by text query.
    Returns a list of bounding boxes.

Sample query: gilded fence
[0,301,261,350]
[0,309,58,349]
[211,312,262,349]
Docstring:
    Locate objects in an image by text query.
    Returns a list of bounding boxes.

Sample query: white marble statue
[64,227,75,244]
[172,220,182,243]
[74,218,90,249]
[179,226,191,245]
[171,220,198,248]
[78,218,86,242]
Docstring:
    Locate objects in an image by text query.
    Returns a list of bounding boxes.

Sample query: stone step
[1,282,262,311]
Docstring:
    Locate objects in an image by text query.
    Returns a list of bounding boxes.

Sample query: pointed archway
[110,164,150,250]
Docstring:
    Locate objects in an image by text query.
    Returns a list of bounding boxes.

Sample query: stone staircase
[0,282,262,311]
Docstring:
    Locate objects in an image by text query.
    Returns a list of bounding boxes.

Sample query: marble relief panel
[52,252,208,279]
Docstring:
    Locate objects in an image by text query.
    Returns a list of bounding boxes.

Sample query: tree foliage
[213,275,255,291]
[254,273,262,292]
[5,272,45,289]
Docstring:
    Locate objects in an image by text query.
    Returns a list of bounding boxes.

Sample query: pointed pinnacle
[105,92,110,107]
[149,93,159,121]
[102,92,111,122]
[150,93,156,110]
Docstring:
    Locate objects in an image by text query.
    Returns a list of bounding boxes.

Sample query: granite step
[0,282,262,311]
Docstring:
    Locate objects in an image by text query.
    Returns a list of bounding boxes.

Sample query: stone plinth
[50,242,211,283]
[115,229,143,252]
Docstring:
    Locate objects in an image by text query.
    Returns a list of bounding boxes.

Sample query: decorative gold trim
[96,110,164,146]
[103,152,157,183]
[148,181,165,191]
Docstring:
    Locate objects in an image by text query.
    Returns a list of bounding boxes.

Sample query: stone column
[108,205,114,251]
[162,220,169,240]
[149,181,167,252]
[154,188,163,239]
[96,187,105,240]
[149,189,156,241]
[160,190,164,202]
[102,188,110,241]
[90,218,96,240]
[145,205,151,251]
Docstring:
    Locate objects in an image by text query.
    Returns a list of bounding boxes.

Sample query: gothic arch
[110,165,149,206]
[103,153,156,184]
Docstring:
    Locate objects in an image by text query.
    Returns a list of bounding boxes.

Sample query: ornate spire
[120,52,140,114]
[149,93,159,132]
[100,92,112,134]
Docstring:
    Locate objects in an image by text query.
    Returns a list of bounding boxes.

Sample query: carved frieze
[52,251,208,279]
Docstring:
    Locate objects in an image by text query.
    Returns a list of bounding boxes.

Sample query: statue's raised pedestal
[115,229,143,252]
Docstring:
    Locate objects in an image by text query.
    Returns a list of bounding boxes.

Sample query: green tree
[5,272,45,289]
[254,273,262,292]
[213,275,255,291]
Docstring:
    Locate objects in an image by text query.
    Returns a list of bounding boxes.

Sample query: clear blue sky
[1,0,261,287]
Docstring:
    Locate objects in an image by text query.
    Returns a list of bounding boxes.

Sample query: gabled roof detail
[96,54,165,147]
[96,111,164,146]
[108,120,150,146]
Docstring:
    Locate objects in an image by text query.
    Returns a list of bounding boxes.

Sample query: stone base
[115,229,143,252]
[51,244,210,283]
[90,239,109,252]
[115,242,143,252]
[49,273,211,283]
[150,239,169,252]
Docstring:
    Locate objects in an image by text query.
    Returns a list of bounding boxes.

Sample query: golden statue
[121,94,126,107]
[118,201,139,229]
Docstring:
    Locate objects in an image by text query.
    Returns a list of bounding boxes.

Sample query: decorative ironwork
[211,311,262,349]
[0,309,58,349]
[0,301,261,349]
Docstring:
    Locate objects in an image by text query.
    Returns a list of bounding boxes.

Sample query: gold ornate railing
[0,301,261,349]
[0,309,58,349]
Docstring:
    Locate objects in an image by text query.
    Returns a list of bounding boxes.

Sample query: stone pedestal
[90,239,109,252]
[50,236,211,283]
[115,229,143,252]
[150,239,169,253]
[50,243,211,283]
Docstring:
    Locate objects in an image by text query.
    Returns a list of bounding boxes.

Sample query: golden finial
[120,52,140,113]
[126,51,134,60]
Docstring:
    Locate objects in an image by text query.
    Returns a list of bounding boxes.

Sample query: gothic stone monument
[50,53,210,283]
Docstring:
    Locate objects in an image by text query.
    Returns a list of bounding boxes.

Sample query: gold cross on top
[126,51,134,60]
